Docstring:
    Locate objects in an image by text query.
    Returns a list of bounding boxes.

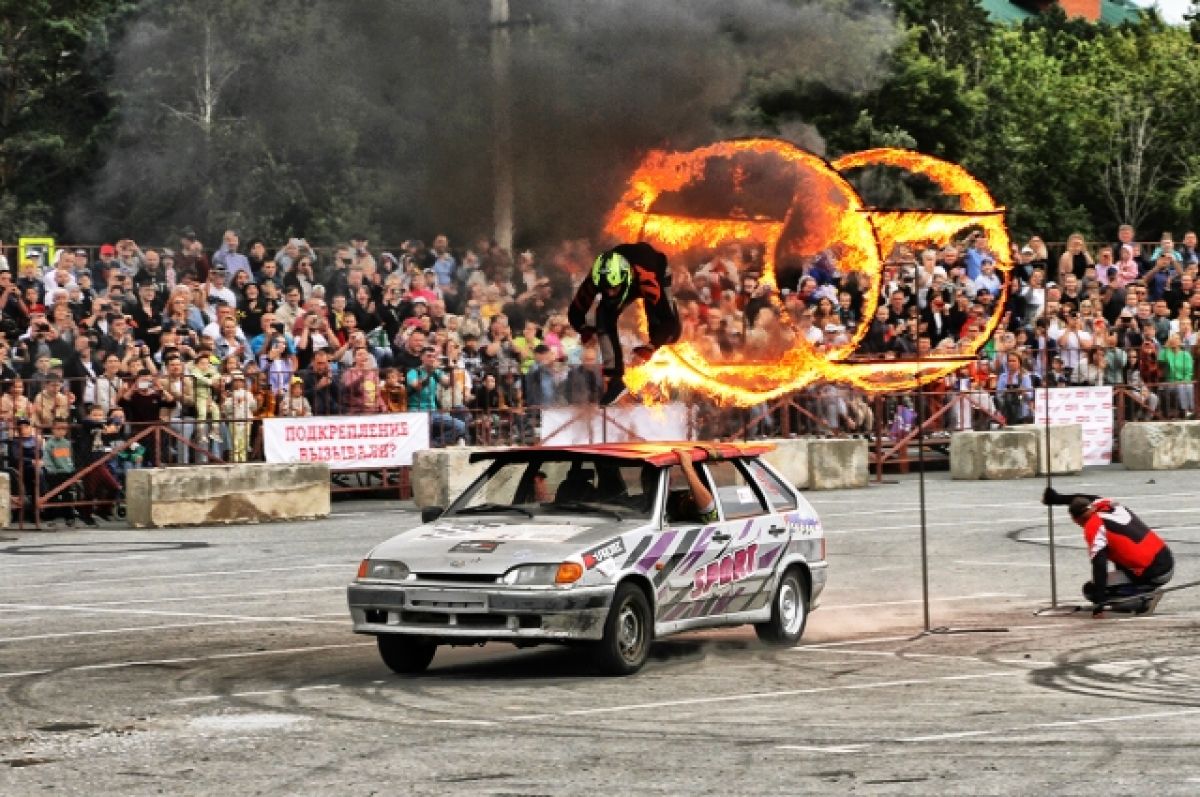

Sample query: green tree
[0,0,132,240]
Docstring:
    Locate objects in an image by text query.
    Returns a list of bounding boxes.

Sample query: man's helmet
[591,251,632,302]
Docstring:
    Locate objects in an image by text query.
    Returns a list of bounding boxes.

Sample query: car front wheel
[755,568,808,645]
[377,635,437,675]
[593,583,652,676]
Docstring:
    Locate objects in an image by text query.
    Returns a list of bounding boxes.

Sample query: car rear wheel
[593,583,652,676]
[755,568,808,646]
[376,635,437,675]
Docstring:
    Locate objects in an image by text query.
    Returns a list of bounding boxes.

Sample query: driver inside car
[665,448,718,524]
[554,467,597,503]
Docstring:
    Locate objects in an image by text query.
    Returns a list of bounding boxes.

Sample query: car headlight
[501,563,584,586]
[357,559,411,581]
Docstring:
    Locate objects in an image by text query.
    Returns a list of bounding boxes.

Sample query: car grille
[414,572,502,584]
[397,610,541,630]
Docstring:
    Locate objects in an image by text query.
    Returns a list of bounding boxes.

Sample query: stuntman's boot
[600,371,627,405]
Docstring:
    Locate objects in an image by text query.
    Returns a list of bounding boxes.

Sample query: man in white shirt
[204,265,237,318]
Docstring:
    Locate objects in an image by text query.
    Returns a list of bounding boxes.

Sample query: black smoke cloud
[69,0,898,247]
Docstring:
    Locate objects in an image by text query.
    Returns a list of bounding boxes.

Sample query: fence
[3,364,1197,528]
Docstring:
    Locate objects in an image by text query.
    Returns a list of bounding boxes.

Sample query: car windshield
[448,455,659,521]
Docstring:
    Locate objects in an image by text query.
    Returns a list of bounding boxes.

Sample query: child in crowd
[277,376,312,417]
[42,418,82,526]
[221,371,257,462]
[381,368,407,412]
[187,353,222,443]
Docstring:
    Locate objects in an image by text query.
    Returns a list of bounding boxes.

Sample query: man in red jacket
[1043,487,1174,615]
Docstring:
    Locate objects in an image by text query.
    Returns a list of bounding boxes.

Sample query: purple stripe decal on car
[713,587,745,615]
[661,601,690,622]
[737,519,755,540]
[677,527,715,571]
[757,544,783,570]
[636,532,678,572]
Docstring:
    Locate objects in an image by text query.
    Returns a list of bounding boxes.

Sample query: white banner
[1033,386,1113,466]
[263,413,430,471]
[539,404,690,445]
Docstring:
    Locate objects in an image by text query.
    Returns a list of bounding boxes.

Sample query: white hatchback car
[348,442,826,675]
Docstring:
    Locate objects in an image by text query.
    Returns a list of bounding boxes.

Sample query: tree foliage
[5,1,1200,246]
[0,0,133,239]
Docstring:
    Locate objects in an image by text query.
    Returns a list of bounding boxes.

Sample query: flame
[602,141,1011,406]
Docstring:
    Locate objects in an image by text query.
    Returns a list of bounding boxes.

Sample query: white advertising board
[1033,386,1112,466]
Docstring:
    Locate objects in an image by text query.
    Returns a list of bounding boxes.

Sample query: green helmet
[591,251,632,301]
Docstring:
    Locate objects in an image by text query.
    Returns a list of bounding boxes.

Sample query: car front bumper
[347,582,615,642]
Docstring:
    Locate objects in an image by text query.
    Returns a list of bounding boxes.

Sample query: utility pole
[490,0,514,253]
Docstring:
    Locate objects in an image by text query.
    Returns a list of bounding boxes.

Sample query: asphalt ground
[1,467,1198,796]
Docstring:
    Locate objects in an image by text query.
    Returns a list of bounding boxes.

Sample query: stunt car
[347,442,827,675]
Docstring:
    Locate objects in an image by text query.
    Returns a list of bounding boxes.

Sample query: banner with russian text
[263,413,429,470]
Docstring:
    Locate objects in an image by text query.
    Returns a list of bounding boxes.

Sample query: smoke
[68,0,899,247]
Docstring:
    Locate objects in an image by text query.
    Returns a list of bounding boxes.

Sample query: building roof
[981,0,1142,25]
[981,0,1037,24]
[1098,0,1143,24]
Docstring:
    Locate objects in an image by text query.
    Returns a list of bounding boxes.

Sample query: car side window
[704,460,766,520]
[663,463,716,526]
[743,459,797,511]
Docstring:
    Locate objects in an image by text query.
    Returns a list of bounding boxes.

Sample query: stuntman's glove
[1091,604,1105,617]
[1042,486,1063,506]
[579,326,596,345]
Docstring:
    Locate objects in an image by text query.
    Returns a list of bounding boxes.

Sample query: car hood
[369,516,647,576]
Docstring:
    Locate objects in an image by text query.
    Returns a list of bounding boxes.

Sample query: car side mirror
[421,506,444,523]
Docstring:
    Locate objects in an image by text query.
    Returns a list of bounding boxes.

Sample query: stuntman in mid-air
[568,242,681,404]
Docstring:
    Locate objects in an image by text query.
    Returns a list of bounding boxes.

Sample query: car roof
[468,441,775,468]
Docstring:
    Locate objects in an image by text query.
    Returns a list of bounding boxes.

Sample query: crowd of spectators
[0,219,1196,489]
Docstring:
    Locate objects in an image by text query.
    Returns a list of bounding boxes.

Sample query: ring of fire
[603,138,1013,405]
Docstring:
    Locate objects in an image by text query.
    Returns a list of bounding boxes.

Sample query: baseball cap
[99,244,116,257]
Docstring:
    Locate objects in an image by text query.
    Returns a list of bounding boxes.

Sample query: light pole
[490,0,514,253]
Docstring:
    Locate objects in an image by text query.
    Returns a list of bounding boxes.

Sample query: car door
[739,457,803,612]
[686,459,771,619]
[655,460,724,623]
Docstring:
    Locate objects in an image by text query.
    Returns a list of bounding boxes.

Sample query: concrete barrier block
[1033,424,1084,476]
[1120,421,1200,470]
[127,463,330,528]
[0,470,9,529]
[950,430,1038,479]
[759,439,810,489]
[411,448,491,508]
[807,438,868,490]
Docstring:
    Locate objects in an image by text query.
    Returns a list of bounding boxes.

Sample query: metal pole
[1044,373,1058,607]
[914,325,931,632]
[490,0,514,252]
